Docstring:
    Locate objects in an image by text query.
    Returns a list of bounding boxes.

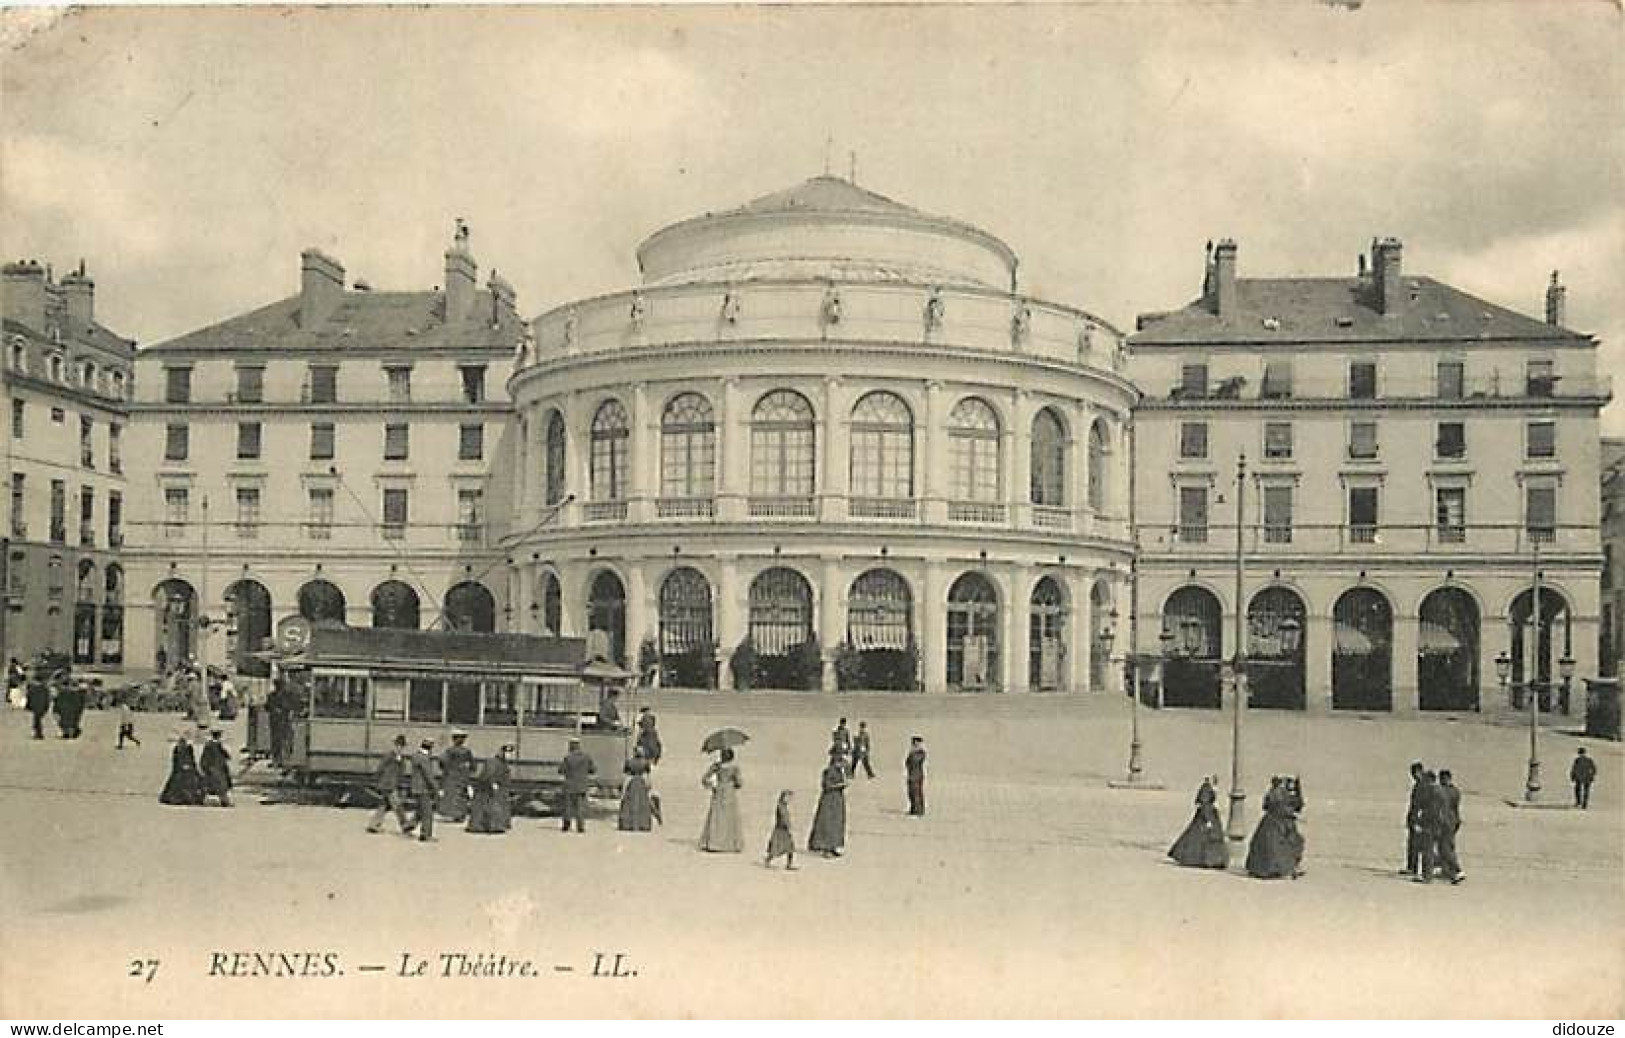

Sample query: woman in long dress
[807,751,849,858]
[1245,776,1305,879]
[1168,776,1229,868]
[765,790,796,869]
[618,747,655,831]
[159,730,204,806]
[698,747,744,852]
[466,745,513,834]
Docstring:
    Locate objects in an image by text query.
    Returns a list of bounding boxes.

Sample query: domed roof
[636,175,1018,291]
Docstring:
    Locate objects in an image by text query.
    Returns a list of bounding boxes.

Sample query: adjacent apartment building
[2,260,135,670]
[1602,436,1624,678]
[1129,239,1610,715]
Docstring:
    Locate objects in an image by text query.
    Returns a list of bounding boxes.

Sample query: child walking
[765,790,797,870]
[116,693,141,749]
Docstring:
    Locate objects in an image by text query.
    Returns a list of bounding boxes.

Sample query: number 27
[128,959,159,984]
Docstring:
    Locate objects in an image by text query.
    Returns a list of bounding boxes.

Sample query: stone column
[819,377,848,523]
[568,393,591,527]
[921,559,949,694]
[819,555,844,692]
[922,381,948,524]
[715,555,743,691]
[625,560,651,670]
[557,557,586,638]
[1305,609,1334,714]
[716,377,746,523]
[1010,390,1032,529]
[629,382,654,523]
[1392,609,1421,715]
[1003,563,1030,694]
[1069,569,1092,695]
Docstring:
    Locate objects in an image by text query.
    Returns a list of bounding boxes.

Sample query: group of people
[1167,774,1305,879]
[365,730,517,839]
[1403,762,1465,884]
[158,727,235,807]
[13,658,87,741]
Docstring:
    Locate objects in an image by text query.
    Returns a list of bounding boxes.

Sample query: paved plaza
[1,695,1620,1018]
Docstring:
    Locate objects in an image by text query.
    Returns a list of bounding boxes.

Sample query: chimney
[1545,270,1567,327]
[1,260,49,333]
[487,269,517,325]
[1372,237,1404,315]
[444,218,477,325]
[61,259,94,326]
[299,248,345,327]
[1211,238,1238,316]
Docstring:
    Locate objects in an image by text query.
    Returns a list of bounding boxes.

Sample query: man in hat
[558,737,596,833]
[1571,747,1597,809]
[1413,769,1446,883]
[1402,761,1427,876]
[368,735,413,834]
[636,708,662,766]
[598,688,622,731]
[831,718,853,772]
[851,720,876,780]
[905,735,927,816]
[24,671,50,740]
[438,729,475,822]
[1435,769,1464,884]
[199,729,233,807]
[409,738,441,842]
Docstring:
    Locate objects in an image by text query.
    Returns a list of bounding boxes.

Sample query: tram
[277,625,633,802]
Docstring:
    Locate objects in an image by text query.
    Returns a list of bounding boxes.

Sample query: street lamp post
[1524,537,1544,802]
[1226,454,1249,842]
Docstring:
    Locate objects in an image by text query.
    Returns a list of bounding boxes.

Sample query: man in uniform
[831,718,853,775]
[438,730,475,822]
[1571,748,1597,809]
[905,735,927,816]
[1435,769,1464,884]
[367,735,412,835]
[25,671,50,740]
[850,720,875,780]
[558,737,596,833]
[409,738,440,842]
[1413,769,1446,883]
[1401,761,1426,876]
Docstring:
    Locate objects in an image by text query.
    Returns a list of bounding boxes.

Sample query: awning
[1333,623,1373,655]
[1418,621,1462,654]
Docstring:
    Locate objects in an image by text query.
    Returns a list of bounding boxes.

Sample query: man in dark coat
[851,721,875,780]
[367,735,413,834]
[1571,748,1597,809]
[831,718,853,769]
[1401,761,1426,876]
[408,738,440,842]
[905,735,927,816]
[438,730,475,822]
[1414,770,1447,883]
[558,737,596,833]
[636,710,662,766]
[53,679,84,739]
[199,730,234,807]
[266,677,294,764]
[1434,769,1464,884]
[25,676,50,740]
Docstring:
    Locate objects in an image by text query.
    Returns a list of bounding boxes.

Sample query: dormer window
[48,353,63,382]
[79,360,95,388]
[8,338,23,372]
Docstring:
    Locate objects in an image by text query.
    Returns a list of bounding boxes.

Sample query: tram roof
[305,626,586,674]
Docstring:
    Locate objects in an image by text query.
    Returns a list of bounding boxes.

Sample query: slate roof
[1132,276,1589,346]
[306,625,586,673]
[3,312,136,358]
[730,175,924,218]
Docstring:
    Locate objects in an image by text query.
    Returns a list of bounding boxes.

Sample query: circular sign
[276,616,312,653]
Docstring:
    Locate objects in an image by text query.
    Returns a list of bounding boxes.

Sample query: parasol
[701,727,750,754]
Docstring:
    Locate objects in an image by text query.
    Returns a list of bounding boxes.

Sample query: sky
[2,3,1622,432]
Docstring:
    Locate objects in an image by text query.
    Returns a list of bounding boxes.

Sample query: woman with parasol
[698,727,747,852]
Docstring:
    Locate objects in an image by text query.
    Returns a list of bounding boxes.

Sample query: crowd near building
[3,173,1616,713]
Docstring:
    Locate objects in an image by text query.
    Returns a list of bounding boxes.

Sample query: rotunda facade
[501,176,1136,693]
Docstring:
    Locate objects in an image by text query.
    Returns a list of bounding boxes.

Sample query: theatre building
[1130,239,1609,715]
[498,175,1138,693]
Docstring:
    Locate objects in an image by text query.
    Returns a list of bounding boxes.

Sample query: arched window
[850,392,914,501]
[947,572,1000,690]
[659,567,714,688]
[587,571,627,664]
[1161,585,1223,708]
[100,564,124,666]
[748,567,815,656]
[848,569,913,650]
[371,580,421,630]
[545,410,566,506]
[225,579,273,677]
[590,399,630,502]
[1419,587,1480,712]
[297,579,347,625]
[540,572,562,636]
[660,393,716,499]
[1247,586,1308,710]
[1030,408,1066,506]
[949,398,1001,502]
[751,390,816,498]
[444,581,496,633]
[1088,420,1109,512]
[1029,576,1067,690]
[73,560,98,665]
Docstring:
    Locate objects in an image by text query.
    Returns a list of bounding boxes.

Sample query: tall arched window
[590,399,630,502]
[850,391,914,501]
[949,397,1001,502]
[539,571,562,636]
[1088,419,1109,512]
[544,410,566,506]
[1030,408,1066,506]
[660,393,716,499]
[750,390,815,498]
[100,564,124,666]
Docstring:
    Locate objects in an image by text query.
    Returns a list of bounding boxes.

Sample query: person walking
[409,738,440,842]
[765,790,797,870]
[1413,770,1446,884]
[905,735,928,817]
[466,745,514,835]
[367,735,413,835]
[1245,775,1305,880]
[115,692,141,749]
[53,678,84,739]
[1434,769,1464,884]
[830,718,853,774]
[1402,761,1427,876]
[808,749,849,858]
[438,730,475,822]
[698,747,744,852]
[635,709,663,766]
[6,657,24,709]
[159,729,204,806]
[1571,748,1597,809]
[851,721,875,780]
[618,747,655,832]
[25,674,50,740]
[558,737,596,833]
[199,730,234,807]
[1168,776,1229,869]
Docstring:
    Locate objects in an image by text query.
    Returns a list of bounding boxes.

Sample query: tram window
[447,681,480,726]
[371,678,406,721]
[522,682,579,726]
[483,681,518,726]
[408,678,445,722]
[312,674,367,719]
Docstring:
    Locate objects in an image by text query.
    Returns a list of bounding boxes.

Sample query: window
[457,489,483,541]
[1088,421,1109,512]
[1437,362,1464,399]
[458,423,484,462]
[459,365,486,404]
[385,365,412,404]
[8,549,24,596]
[310,422,335,461]
[1526,485,1557,543]
[661,393,717,499]
[8,340,23,371]
[79,487,94,546]
[50,407,63,424]
[9,474,24,536]
[235,487,261,538]
[381,487,408,538]
[235,365,264,404]
[164,423,189,462]
[383,423,409,461]
[1348,421,1378,460]
[1263,422,1294,460]
[47,555,63,598]
[79,360,95,388]
[1030,408,1066,506]
[1526,359,1556,398]
[164,487,189,536]
[237,422,262,461]
[307,488,334,539]
[545,411,567,506]
[1179,421,1209,460]
[1526,421,1556,460]
[751,390,816,498]
[1436,422,1466,460]
[590,399,630,501]
[849,392,913,501]
[1178,486,1208,543]
[1261,360,1293,399]
[111,370,126,399]
[1179,362,1209,398]
[11,399,22,440]
[307,364,338,404]
[48,354,63,382]
[1262,485,1293,543]
[948,397,1001,502]
[1349,486,1379,544]
[49,480,65,543]
[1435,487,1466,543]
[107,491,122,547]
[1349,361,1378,399]
[109,424,122,474]
[164,366,191,404]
